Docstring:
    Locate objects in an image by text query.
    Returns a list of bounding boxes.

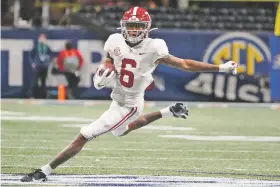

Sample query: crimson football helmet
[120,7,152,44]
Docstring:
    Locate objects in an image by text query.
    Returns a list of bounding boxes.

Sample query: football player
[20,7,238,182]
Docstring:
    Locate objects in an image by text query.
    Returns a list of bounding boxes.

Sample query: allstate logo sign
[203,32,271,75]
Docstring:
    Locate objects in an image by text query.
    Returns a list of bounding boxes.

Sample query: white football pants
[80,101,143,140]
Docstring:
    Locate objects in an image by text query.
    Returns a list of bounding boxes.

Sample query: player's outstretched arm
[157,55,238,74]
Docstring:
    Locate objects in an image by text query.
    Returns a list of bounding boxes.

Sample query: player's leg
[48,133,88,169]
[122,103,188,135]
[20,133,88,182]
[119,111,161,136]
[20,101,137,182]
[116,103,189,136]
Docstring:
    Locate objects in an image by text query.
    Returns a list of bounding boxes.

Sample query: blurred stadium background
[1,0,280,186]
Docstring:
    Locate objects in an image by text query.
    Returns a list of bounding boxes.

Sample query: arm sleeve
[155,39,169,59]
[104,35,113,53]
[152,39,169,64]
[104,34,120,55]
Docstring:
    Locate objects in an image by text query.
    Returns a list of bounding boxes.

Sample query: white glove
[93,68,116,90]
[219,61,238,75]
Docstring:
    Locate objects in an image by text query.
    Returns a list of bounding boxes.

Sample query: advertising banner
[1,28,272,102]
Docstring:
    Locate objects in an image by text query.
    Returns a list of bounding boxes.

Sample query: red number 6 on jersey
[120,58,136,88]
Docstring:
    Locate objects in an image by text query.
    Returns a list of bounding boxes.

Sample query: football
[99,62,115,77]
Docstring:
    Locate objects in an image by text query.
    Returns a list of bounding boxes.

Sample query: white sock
[40,164,53,176]
[160,107,173,117]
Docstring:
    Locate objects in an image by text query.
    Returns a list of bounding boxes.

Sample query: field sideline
[1,99,280,186]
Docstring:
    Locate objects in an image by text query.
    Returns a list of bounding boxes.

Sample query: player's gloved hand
[93,68,116,90]
[219,61,238,75]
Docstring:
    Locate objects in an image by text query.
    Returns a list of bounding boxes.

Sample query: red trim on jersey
[145,81,155,91]
[96,107,138,137]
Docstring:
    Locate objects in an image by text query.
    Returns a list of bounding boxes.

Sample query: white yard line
[2,146,280,153]
[1,133,75,138]
[2,130,78,133]
[1,174,280,187]
[1,165,280,172]
[1,146,91,150]
[2,139,280,145]
[1,139,73,143]
[122,140,280,145]
[1,116,95,122]
[2,154,280,162]
[160,135,280,142]
[1,111,26,115]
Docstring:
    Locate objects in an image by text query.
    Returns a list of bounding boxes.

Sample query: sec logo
[203,32,271,75]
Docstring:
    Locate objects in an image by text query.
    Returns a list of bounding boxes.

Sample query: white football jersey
[104,33,169,107]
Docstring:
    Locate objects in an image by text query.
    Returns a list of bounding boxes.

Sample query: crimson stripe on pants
[96,107,137,137]
[110,107,138,132]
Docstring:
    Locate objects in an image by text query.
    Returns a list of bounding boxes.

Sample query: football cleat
[169,103,189,119]
[20,169,47,182]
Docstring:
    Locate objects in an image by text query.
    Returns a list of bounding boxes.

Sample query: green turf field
[1,100,280,185]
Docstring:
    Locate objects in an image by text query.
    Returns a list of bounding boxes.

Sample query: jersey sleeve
[104,35,113,53]
[104,33,122,56]
[154,39,169,62]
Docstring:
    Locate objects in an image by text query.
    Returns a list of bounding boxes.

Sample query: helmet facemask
[121,21,151,44]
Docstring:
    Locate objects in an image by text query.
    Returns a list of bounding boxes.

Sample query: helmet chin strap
[121,28,146,44]
[119,28,158,43]
[126,34,143,43]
